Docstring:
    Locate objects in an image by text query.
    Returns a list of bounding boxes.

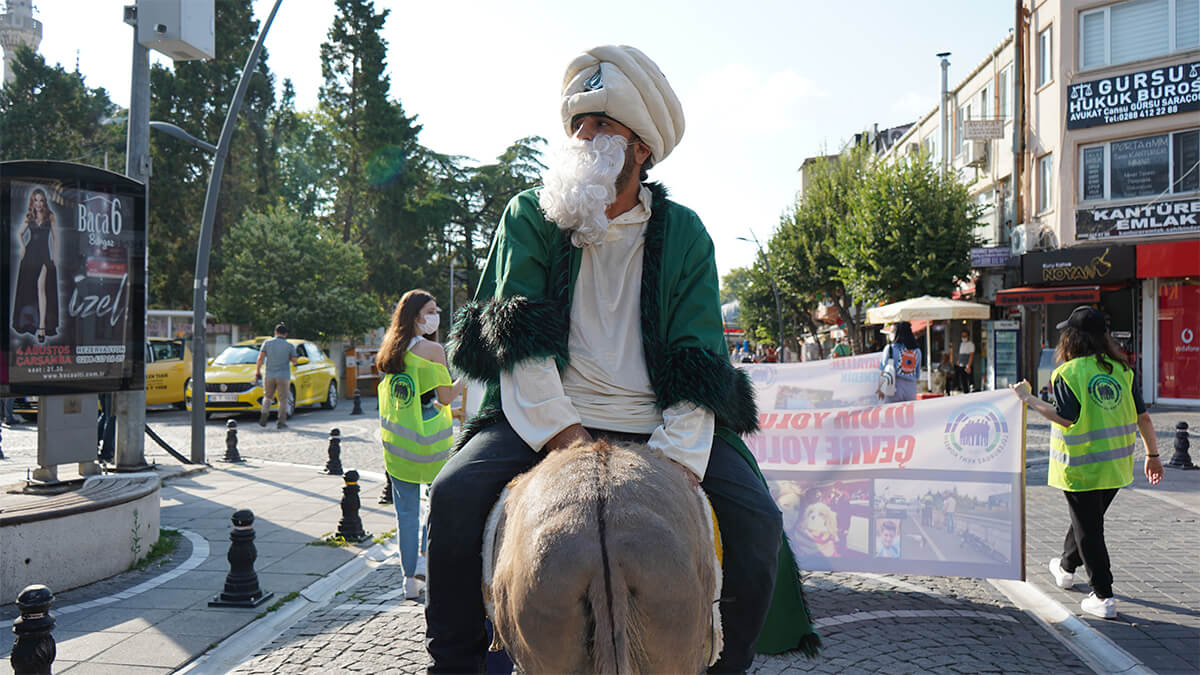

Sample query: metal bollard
[322,428,344,475]
[1167,421,1197,470]
[11,584,56,675]
[210,509,273,608]
[223,419,244,463]
[378,472,393,505]
[335,469,371,543]
[351,389,364,415]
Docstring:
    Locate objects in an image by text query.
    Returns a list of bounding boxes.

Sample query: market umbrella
[865,296,992,390]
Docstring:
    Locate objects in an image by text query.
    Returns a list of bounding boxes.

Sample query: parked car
[885,497,909,519]
[146,337,192,408]
[185,337,339,418]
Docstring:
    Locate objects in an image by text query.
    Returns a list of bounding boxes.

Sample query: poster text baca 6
[2,162,146,395]
[741,360,1025,580]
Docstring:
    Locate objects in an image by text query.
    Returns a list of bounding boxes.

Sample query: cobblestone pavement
[232,561,1090,674]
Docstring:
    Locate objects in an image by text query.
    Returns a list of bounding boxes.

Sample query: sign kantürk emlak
[1076,196,1200,240]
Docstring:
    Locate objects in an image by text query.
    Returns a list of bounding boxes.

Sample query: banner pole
[1020,400,1028,580]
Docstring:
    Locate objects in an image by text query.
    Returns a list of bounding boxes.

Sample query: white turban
[560,45,685,165]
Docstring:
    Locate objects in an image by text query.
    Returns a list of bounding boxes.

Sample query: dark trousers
[1060,488,1119,599]
[954,365,972,393]
[97,393,116,462]
[424,420,783,674]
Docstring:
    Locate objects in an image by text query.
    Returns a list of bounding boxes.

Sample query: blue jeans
[391,477,428,578]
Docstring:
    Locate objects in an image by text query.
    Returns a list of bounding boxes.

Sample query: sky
[21,0,1015,275]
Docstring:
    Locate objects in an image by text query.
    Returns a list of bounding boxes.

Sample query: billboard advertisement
[2,161,146,395]
[742,359,1026,580]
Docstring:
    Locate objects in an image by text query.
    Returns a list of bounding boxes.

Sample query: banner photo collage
[740,359,1025,580]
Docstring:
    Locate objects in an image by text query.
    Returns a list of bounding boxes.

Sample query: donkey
[482,439,723,674]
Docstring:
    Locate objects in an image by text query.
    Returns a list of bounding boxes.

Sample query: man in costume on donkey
[426,44,819,673]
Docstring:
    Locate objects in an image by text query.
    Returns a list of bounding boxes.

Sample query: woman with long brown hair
[11,188,60,343]
[376,289,465,599]
[1011,306,1162,619]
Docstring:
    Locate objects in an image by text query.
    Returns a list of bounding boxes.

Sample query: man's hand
[545,424,592,453]
[1009,380,1033,403]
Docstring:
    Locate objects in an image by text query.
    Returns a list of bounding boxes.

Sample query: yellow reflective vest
[1049,357,1137,492]
[378,350,454,484]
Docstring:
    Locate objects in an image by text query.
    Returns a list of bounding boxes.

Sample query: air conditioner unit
[965,140,988,167]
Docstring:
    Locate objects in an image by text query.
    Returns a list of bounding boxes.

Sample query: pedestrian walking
[3,397,18,426]
[376,290,465,600]
[877,322,922,403]
[1011,305,1163,619]
[255,323,297,429]
[96,392,115,462]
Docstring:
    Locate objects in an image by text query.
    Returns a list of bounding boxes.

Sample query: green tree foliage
[772,144,873,351]
[0,47,122,165]
[836,153,981,305]
[147,0,277,308]
[210,206,384,340]
[720,267,752,305]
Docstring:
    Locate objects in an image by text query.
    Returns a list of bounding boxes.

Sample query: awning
[994,285,1100,306]
[1137,240,1200,278]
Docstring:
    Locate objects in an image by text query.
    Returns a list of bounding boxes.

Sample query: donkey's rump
[484,440,721,674]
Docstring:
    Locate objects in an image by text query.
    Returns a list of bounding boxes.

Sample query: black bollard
[322,428,344,475]
[334,469,372,543]
[210,509,273,608]
[1167,421,1197,470]
[223,419,244,463]
[378,472,393,504]
[351,389,364,415]
[11,584,56,675]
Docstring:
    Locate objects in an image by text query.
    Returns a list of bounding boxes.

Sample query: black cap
[1056,306,1106,335]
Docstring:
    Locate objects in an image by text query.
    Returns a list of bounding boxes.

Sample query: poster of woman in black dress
[10,187,61,343]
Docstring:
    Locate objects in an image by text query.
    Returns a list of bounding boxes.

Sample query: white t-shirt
[957,339,975,367]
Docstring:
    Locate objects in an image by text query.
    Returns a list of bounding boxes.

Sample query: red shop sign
[1158,283,1200,400]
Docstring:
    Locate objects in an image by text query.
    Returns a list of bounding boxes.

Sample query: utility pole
[116,4,150,470]
[190,0,284,463]
[738,233,784,352]
[937,52,951,176]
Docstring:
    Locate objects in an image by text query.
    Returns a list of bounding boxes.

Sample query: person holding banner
[1011,306,1163,619]
[877,322,922,403]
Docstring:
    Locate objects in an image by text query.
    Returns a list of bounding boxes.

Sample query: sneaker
[258,417,267,427]
[276,422,288,429]
[404,576,424,600]
[1049,557,1074,589]
[1081,592,1116,619]
[413,555,427,581]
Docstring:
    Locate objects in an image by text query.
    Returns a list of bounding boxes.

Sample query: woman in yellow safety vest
[377,289,466,599]
[1011,306,1163,619]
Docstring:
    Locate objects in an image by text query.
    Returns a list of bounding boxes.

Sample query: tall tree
[0,47,121,165]
[720,267,752,305]
[836,153,981,305]
[210,206,384,340]
[772,143,873,351]
[147,0,277,308]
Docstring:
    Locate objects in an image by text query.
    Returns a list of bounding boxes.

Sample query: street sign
[964,119,1005,140]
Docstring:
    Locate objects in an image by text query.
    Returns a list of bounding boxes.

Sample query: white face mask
[418,313,440,335]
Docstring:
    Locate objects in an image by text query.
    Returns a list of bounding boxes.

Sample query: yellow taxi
[185,337,339,417]
[146,337,192,407]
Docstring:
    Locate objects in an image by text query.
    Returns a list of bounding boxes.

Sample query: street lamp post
[737,233,784,355]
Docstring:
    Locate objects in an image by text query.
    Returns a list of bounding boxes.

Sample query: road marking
[909,518,948,561]
[54,529,209,615]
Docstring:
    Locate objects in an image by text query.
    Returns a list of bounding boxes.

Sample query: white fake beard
[538,134,628,247]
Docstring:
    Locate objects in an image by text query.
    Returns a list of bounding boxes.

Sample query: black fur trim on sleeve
[447,296,568,382]
[656,346,759,434]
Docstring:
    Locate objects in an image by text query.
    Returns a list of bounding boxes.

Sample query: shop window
[1078,128,1200,202]
[1038,153,1054,213]
[1038,26,1053,87]
[1079,0,1199,70]
[1158,281,1200,400]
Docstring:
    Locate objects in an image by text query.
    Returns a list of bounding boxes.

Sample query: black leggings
[423,420,783,673]
[1060,488,1119,599]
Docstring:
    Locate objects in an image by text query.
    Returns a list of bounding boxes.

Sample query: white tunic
[499,186,715,478]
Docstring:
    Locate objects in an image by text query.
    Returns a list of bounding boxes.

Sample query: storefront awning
[994,285,1102,306]
[1137,241,1200,278]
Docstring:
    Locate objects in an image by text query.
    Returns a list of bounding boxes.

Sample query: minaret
[0,0,42,84]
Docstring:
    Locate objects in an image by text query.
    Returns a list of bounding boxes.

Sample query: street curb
[176,539,396,674]
[989,578,1153,675]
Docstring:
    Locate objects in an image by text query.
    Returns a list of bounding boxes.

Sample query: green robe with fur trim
[448,182,819,657]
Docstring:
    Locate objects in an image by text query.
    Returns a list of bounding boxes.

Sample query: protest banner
[743,362,1025,580]
[2,161,146,395]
